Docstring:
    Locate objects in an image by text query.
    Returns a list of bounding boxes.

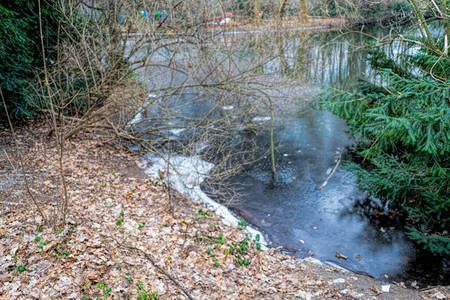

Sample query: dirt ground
[0,121,448,299]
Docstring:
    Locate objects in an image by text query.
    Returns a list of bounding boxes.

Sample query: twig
[317,148,343,190]
[3,150,18,175]
[105,235,194,300]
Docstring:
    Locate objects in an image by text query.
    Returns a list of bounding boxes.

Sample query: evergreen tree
[321,25,449,253]
[0,1,60,118]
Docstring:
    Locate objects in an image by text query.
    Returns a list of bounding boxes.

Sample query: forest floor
[0,121,449,299]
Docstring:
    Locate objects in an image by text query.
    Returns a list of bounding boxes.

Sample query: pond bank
[1,122,447,299]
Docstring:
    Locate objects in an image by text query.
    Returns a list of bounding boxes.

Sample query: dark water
[217,28,449,286]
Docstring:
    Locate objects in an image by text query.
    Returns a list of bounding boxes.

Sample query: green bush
[0,1,61,119]
[321,38,449,254]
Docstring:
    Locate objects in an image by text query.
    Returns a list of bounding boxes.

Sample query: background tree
[299,0,308,23]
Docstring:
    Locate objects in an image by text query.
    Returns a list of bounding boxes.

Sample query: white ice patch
[127,110,144,128]
[138,153,267,248]
[193,142,209,153]
[222,105,234,110]
[168,128,186,135]
[147,93,157,99]
[127,94,159,129]
[326,168,332,175]
[252,116,271,122]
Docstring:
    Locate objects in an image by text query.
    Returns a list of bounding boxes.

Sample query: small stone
[381,285,390,292]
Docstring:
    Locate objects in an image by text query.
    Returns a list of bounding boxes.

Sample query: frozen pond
[135,26,449,285]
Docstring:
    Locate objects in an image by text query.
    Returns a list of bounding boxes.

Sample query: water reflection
[236,27,415,89]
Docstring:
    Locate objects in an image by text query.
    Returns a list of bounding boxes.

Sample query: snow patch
[252,116,271,122]
[138,153,267,248]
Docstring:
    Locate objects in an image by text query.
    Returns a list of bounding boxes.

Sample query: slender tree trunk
[279,0,287,21]
[322,0,328,18]
[441,0,449,55]
[300,0,308,23]
[253,0,262,24]
[408,0,439,53]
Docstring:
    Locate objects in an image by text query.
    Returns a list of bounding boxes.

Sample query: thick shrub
[0,1,60,119]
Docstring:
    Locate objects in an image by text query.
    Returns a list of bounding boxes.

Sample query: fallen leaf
[43,241,58,252]
[355,255,362,261]
[335,252,348,260]
[308,250,314,256]
[87,274,98,280]
[369,287,383,295]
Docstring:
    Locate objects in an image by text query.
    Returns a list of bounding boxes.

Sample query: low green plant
[34,236,41,242]
[16,265,26,273]
[198,208,208,216]
[238,218,247,228]
[138,224,144,230]
[37,242,47,250]
[212,258,219,267]
[215,233,225,245]
[96,282,111,298]
[234,258,249,266]
[136,281,157,300]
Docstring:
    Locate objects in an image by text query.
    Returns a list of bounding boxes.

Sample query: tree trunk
[299,0,308,23]
[407,0,438,53]
[322,0,328,17]
[253,0,262,24]
[279,0,287,21]
[441,0,449,55]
